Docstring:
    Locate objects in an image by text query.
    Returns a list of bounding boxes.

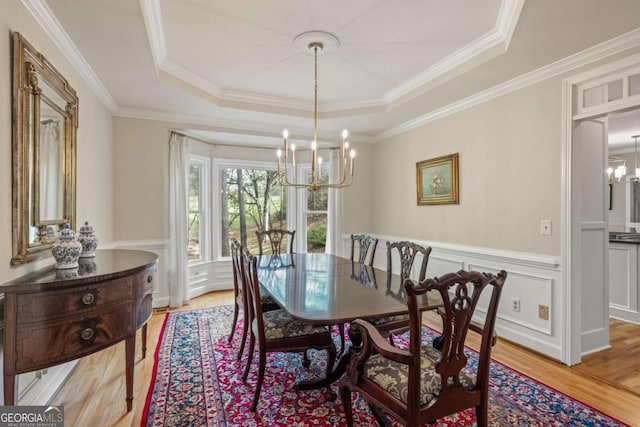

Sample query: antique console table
[1,249,157,410]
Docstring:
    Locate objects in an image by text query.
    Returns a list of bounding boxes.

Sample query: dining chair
[256,229,295,255]
[228,238,278,360]
[350,234,378,266]
[367,240,431,345]
[241,248,337,411]
[340,269,507,427]
[331,234,380,353]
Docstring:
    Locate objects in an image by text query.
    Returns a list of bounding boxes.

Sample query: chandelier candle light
[276,33,355,191]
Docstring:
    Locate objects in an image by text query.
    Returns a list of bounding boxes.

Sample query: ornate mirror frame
[11,32,78,265]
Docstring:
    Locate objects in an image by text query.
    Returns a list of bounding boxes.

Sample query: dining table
[256,252,441,393]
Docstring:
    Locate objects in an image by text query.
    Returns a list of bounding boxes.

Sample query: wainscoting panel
[609,242,640,324]
[340,234,563,360]
[469,263,553,336]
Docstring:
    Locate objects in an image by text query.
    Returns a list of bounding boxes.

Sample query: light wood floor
[51,291,640,427]
[574,318,640,396]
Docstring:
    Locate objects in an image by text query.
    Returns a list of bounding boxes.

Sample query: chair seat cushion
[363,345,475,406]
[262,309,330,340]
[366,313,409,326]
[260,294,277,306]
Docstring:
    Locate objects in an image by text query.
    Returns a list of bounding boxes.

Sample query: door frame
[562,54,640,365]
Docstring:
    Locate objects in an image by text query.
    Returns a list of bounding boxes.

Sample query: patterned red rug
[142,306,629,427]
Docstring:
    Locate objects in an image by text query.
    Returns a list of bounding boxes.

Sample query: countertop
[610,233,640,244]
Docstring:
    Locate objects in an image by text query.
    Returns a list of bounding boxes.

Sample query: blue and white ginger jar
[51,224,83,269]
[78,221,98,258]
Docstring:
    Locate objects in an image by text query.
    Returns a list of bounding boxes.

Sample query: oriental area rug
[142,306,628,427]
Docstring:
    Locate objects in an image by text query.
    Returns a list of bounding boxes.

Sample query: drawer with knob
[15,278,133,324]
[14,302,133,372]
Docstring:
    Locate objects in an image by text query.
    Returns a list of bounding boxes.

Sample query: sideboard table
[1,249,157,410]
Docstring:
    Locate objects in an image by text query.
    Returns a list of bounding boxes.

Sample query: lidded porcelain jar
[51,224,83,269]
[78,221,98,258]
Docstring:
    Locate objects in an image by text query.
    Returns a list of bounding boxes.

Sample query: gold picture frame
[416,153,459,205]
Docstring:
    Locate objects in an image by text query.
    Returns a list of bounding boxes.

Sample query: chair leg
[242,332,255,381]
[339,384,354,427]
[228,302,239,344]
[388,334,395,347]
[368,403,392,427]
[250,348,267,412]
[339,323,346,354]
[302,349,311,368]
[475,402,488,427]
[324,344,337,401]
[237,313,249,361]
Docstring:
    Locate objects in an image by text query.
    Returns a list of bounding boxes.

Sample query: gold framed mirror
[11,32,78,265]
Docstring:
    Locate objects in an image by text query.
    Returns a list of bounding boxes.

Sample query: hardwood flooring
[573,318,640,396]
[51,291,640,427]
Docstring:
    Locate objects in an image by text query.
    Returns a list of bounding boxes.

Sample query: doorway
[564,57,640,366]
[568,107,640,395]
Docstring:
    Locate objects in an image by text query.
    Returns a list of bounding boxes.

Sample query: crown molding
[114,107,376,144]
[374,28,640,142]
[383,0,525,102]
[26,0,640,146]
[139,0,166,70]
[140,0,524,115]
[20,0,119,113]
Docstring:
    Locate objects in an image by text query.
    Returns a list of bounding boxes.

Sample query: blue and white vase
[78,221,98,258]
[51,224,83,269]
[78,258,97,275]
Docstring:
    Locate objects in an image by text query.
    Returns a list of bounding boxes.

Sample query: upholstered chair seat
[363,345,475,406]
[368,313,409,327]
[261,309,331,339]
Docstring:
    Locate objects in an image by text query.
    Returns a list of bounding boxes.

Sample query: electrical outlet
[540,220,552,235]
[539,304,549,320]
[511,298,520,312]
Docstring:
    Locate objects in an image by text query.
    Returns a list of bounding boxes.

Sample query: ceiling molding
[140,0,524,116]
[374,28,640,142]
[114,107,376,144]
[139,0,166,71]
[20,0,119,113]
[27,0,640,147]
[382,0,525,103]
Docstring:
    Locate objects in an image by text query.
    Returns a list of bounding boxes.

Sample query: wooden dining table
[256,252,440,393]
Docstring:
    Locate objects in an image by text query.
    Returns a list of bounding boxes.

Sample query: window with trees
[219,166,287,257]
[188,156,209,262]
[304,169,329,253]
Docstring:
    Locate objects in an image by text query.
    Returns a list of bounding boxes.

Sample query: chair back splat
[350,234,378,266]
[387,240,431,283]
[256,229,295,255]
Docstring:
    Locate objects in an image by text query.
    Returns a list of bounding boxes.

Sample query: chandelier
[608,135,640,182]
[276,34,355,191]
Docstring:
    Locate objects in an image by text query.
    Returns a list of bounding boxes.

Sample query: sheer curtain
[325,148,342,255]
[168,132,190,307]
[40,120,61,219]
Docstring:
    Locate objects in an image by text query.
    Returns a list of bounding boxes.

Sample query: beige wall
[113,118,169,240]
[373,78,563,256]
[113,117,375,242]
[0,3,114,282]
